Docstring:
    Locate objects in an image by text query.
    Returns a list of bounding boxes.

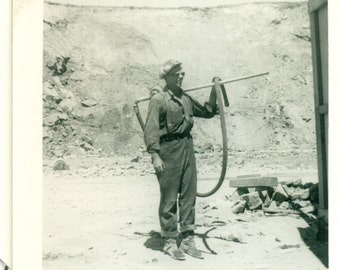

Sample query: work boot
[179,235,203,259]
[163,238,185,261]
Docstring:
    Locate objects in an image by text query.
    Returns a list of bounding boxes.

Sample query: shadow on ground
[141,228,234,256]
[141,229,218,253]
[298,211,328,267]
[143,231,165,252]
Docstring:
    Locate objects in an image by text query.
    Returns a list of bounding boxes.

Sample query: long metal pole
[135,71,269,104]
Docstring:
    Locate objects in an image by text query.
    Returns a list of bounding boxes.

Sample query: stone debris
[53,160,70,170]
[80,141,93,151]
[216,233,244,243]
[81,99,98,107]
[231,200,246,214]
[131,156,140,162]
[229,175,278,188]
[278,201,291,209]
[290,188,310,200]
[230,187,249,202]
[279,244,301,252]
[300,205,316,214]
[262,194,271,208]
[47,56,70,76]
[82,135,94,146]
[228,177,318,215]
[271,184,289,203]
[240,192,263,210]
[59,98,76,113]
[52,148,66,157]
[44,112,68,127]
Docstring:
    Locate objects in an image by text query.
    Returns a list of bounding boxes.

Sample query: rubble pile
[229,177,319,216]
[43,75,98,158]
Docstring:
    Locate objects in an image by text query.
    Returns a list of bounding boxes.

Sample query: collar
[164,86,184,104]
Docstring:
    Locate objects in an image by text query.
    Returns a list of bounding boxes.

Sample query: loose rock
[53,160,70,170]
[232,200,246,214]
[81,99,98,107]
[80,141,93,151]
[241,192,263,210]
[271,184,289,203]
[82,135,94,146]
[131,156,140,162]
[44,112,68,126]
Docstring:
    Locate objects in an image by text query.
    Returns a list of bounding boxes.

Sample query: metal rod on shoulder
[134,71,269,104]
[184,71,269,93]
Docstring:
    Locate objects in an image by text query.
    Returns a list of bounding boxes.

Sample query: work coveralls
[144,86,216,238]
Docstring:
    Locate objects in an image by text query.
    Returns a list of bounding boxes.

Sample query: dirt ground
[43,166,327,270]
[42,149,327,269]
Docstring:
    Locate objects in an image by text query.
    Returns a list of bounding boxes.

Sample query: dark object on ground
[47,56,70,76]
[81,99,98,107]
[53,160,70,170]
[131,156,140,162]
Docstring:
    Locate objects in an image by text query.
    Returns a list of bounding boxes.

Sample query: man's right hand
[151,152,166,173]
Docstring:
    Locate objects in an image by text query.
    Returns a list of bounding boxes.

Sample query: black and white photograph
[5,0,340,269]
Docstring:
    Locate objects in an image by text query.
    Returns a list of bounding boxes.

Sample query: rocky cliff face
[43,2,315,161]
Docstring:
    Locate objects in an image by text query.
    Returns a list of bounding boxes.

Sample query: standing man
[144,59,218,260]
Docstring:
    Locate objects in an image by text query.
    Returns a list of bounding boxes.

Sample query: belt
[160,133,191,143]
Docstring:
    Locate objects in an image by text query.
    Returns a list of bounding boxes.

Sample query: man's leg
[179,137,197,233]
[158,140,186,259]
[178,137,203,259]
[157,181,179,238]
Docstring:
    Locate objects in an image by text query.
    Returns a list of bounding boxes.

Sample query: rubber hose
[196,78,228,197]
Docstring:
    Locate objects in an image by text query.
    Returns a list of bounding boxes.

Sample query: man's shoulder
[151,91,166,100]
[150,87,168,102]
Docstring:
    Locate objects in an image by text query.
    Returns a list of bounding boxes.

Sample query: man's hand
[208,77,219,112]
[212,76,221,82]
[151,152,166,173]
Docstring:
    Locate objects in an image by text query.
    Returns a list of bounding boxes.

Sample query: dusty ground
[43,166,327,270]
[42,151,327,269]
[42,1,328,269]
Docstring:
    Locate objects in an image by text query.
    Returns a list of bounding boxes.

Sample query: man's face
[165,67,185,90]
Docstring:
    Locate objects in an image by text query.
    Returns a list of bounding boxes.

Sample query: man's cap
[159,59,182,79]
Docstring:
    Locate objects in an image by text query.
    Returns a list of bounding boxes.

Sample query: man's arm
[144,95,166,173]
[150,152,165,173]
[189,84,218,118]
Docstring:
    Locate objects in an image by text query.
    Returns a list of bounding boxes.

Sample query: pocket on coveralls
[167,109,184,132]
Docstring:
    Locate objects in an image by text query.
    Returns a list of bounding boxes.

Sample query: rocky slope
[43,1,316,169]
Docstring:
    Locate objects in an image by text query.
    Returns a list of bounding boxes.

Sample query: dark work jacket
[144,86,216,153]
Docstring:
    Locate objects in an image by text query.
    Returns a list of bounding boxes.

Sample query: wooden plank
[236,174,261,178]
[318,209,328,223]
[317,7,328,211]
[317,104,328,114]
[229,177,278,188]
[309,7,328,210]
[308,0,327,13]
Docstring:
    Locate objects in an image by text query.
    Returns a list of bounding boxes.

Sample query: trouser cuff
[180,224,196,233]
[161,230,179,238]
